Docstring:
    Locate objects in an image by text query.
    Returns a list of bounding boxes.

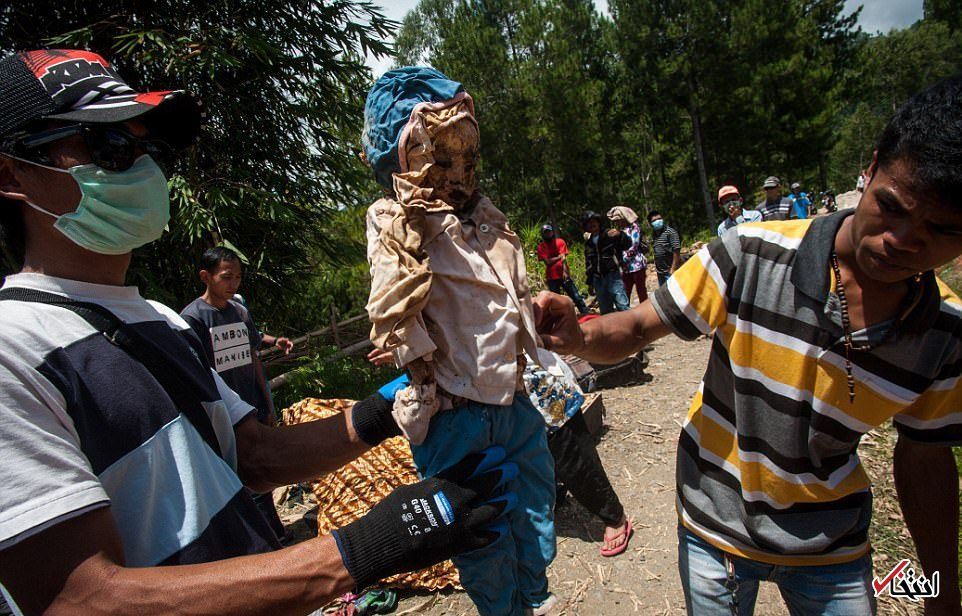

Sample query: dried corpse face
[411,118,480,209]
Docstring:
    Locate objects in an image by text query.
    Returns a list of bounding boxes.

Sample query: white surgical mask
[16,155,170,254]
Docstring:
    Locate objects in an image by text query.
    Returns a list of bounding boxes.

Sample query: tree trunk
[687,77,714,232]
[818,153,828,192]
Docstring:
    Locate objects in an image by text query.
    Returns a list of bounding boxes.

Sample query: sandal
[600,517,634,557]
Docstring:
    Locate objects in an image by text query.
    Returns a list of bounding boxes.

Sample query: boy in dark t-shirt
[181,246,293,541]
[181,247,293,424]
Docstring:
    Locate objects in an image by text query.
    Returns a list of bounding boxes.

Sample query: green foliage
[924,0,962,33]
[272,346,401,410]
[395,0,620,228]
[396,0,858,240]
[826,20,962,190]
[610,0,858,231]
[0,2,394,333]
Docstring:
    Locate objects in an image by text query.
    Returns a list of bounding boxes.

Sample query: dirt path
[389,336,790,615]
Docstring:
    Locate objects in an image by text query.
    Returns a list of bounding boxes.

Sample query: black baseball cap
[0,49,203,149]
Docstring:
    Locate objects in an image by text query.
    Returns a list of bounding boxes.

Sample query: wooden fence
[261,306,373,389]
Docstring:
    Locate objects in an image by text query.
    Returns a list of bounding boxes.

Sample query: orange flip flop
[600,517,634,557]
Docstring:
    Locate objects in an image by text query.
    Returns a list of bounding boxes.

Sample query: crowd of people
[536,175,824,317]
[0,47,961,616]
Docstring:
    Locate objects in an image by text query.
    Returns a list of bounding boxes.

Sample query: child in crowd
[523,349,633,557]
[361,67,558,616]
[180,246,294,541]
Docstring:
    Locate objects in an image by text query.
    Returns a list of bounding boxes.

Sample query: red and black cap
[0,49,203,149]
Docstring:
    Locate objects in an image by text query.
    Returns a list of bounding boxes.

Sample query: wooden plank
[260,313,370,359]
[581,392,606,436]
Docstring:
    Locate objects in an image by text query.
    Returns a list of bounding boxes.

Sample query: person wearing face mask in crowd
[648,211,680,286]
[716,185,762,237]
[0,50,514,615]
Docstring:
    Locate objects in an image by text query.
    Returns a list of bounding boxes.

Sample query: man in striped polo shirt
[534,74,962,614]
[756,176,794,221]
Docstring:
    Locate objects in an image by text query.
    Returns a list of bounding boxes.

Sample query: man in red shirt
[537,224,589,315]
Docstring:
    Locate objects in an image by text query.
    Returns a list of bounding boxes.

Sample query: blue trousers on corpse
[412,393,557,616]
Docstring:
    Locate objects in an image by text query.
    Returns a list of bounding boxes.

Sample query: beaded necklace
[829,252,920,403]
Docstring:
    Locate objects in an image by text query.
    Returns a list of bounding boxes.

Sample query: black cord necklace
[829,252,919,403]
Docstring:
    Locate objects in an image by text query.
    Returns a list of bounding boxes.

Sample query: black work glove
[351,374,411,446]
[332,446,518,590]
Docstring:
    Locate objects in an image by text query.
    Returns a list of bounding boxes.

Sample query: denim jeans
[678,527,876,615]
[657,271,671,287]
[592,271,629,314]
[412,395,556,616]
[546,278,589,314]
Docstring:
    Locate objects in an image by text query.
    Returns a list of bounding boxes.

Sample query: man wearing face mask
[648,211,681,286]
[716,185,762,237]
[0,50,516,615]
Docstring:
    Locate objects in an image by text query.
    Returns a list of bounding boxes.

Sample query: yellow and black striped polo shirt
[650,210,962,566]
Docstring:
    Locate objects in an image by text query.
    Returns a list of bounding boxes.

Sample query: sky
[367,0,923,77]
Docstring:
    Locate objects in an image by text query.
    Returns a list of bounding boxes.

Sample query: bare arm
[235,407,371,492]
[670,251,681,274]
[0,507,350,616]
[579,301,672,363]
[533,291,672,364]
[261,334,293,353]
[893,436,961,615]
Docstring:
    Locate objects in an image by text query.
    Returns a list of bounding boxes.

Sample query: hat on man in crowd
[718,185,741,202]
[581,210,603,226]
[541,224,553,233]
[0,49,203,147]
[762,176,781,189]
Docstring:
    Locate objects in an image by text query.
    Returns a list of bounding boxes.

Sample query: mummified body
[362,67,556,616]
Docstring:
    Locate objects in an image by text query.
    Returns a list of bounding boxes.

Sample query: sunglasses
[6,123,173,172]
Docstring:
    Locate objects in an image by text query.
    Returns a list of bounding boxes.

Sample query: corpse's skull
[415,118,479,209]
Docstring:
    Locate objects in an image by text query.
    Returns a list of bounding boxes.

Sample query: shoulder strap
[0,287,225,459]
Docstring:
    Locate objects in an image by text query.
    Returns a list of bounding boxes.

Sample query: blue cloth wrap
[362,66,465,189]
